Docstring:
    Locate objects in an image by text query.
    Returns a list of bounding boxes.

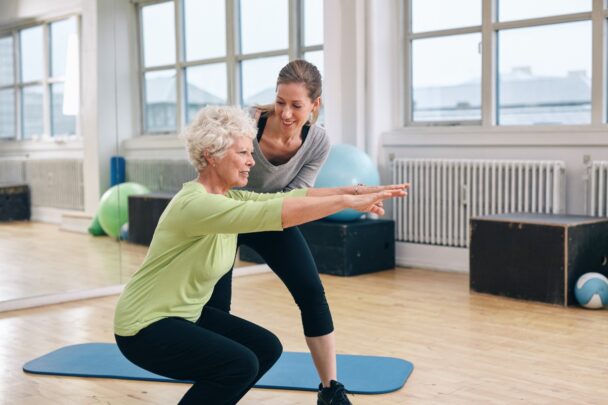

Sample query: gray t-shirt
[243,117,330,193]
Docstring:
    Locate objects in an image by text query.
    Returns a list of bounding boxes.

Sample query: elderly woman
[114,105,407,405]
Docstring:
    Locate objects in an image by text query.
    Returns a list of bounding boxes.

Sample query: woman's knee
[222,348,260,388]
[265,331,283,364]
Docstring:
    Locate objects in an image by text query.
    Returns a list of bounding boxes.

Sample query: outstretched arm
[306,183,409,197]
[281,185,408,228]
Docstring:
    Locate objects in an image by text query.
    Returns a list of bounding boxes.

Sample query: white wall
[90,0,139,208]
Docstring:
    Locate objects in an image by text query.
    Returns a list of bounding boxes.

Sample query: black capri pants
[208,226,334,337]
[115,306,282,405]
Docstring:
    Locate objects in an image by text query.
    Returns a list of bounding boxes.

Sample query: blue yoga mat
[23,343,413,394]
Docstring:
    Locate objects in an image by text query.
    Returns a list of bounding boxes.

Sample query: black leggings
[115,306,282,405]
[208,227,334,337]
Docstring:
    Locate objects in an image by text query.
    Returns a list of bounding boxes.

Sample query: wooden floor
[2,268,608,404]
[0,221,146,301]
[0,221,253,303]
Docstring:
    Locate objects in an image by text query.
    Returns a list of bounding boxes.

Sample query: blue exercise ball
[315,144,380,221]
[119,223,129,241]
[574,272,608,309]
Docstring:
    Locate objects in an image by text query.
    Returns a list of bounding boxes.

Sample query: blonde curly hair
[183,106,257,172]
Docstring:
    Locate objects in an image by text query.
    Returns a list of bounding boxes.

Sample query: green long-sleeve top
[114,180,307,336]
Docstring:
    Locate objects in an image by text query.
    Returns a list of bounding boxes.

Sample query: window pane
[184,0,226,61]
[50,17,77,77]
[499,0,591,22]
[51,83,76,136]
[240,0,288,54]
[20,26,44,82]
[412,33,481,122]
[0,89,15,138]
[498,22,591,125]
[0,36,14,86]
[21,85,44,138]
[144,69,176,133]
[142,2,175,67]
[412,0,480,33]
[303,0,323,47]
[185,63,227,123]
[304,50,324,79]
[241,55,288,106]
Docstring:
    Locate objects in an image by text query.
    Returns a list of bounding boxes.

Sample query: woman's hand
[345,186,408,216]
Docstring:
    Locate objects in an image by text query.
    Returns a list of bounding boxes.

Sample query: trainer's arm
[281,188,406,228]
[306,183,409,197]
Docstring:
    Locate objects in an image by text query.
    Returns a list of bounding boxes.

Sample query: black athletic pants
[208,227,334,337]
[115,306,282,405]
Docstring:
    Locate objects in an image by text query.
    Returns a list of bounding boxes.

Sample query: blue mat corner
[23,343,413,394]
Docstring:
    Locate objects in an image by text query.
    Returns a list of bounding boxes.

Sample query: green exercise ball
[88,214,106,236]
[97,182,149,239]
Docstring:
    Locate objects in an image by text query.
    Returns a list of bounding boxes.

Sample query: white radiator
[0,159,25,184]
[25,159,84,210]
[588,161,608,217]
[392,158,566,248]
[126,159,196,193]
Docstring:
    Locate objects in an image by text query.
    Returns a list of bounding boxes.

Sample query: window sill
[383,124,608,147]
[0,137,84,156]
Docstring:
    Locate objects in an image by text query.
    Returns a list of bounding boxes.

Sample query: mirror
[0,0,126,310]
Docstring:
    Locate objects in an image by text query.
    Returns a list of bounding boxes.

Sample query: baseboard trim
[0,264,272,313]
[0,285,124,313]
[396,242,469,272]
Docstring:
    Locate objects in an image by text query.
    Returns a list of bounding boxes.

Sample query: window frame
[404,0,608,128]
[136,0,323,135]
[0,14,81,141]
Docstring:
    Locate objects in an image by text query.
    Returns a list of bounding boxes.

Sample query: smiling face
[274,82,320,136]
[214,136,255,189]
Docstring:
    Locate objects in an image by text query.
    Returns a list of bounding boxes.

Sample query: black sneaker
[317,380,352,405]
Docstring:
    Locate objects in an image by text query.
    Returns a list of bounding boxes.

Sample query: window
[0,36,15,139]
[406,0,604,127]
[0,16,79,140]
[138,0,324,134]
[497,21,591,125]
[409,0,482,124]
[412,33,481,122]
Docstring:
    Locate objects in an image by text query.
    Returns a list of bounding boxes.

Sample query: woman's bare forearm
[305,183,409,197]
[281,196,348,228]
[305,186,352,197]
[281,187,407,228]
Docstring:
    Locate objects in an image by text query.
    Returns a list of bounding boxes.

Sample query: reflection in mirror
[0,2,125,311]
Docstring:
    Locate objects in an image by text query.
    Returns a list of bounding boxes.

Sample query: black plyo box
[128,193,174,245]
[241,219,395,276]
[0,184,30,221]
[470,213,608,306]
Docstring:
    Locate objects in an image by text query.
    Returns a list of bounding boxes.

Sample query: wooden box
[128,193,173,245]
[470,213,608,306]
[0,184,30,221]
[241,218,395,276]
